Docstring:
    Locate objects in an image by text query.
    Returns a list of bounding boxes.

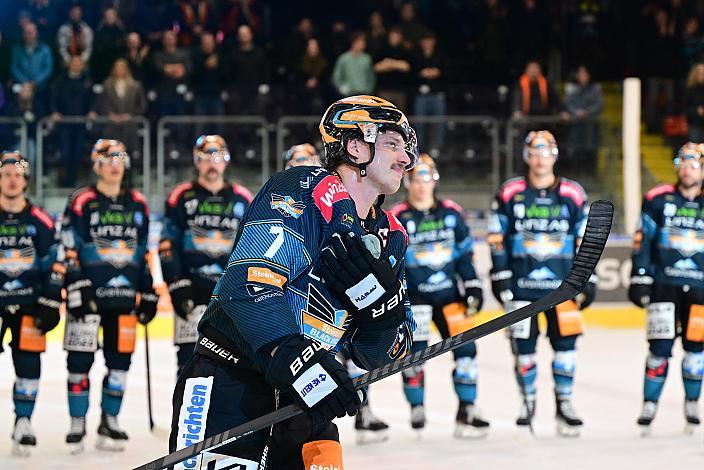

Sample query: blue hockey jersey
[200,166,415,372]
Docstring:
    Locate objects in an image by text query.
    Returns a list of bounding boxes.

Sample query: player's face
[196,152,227,182]
[526,148,556,177]
[367,131,411,194]
[407,170,436,202]
[95,150,127,185]
[0,163,27,198]
[677,158,704,188]
[287,151,318,168]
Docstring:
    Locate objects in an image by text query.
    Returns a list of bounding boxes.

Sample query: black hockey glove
[465,286,484,315]
[490,269,514,305]
[628,274,653,308]
[168,278,195,320]
[66,278,97,317]
[33,295,62,334]
[265,335,362,424]
[319,232,406,331]
[136,289,159,325]
[576,278,597,310]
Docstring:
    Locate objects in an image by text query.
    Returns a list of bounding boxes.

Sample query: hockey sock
[402,365,425,406]
[644,354,669,403]
[453,357,478,404]
[13,378,39,418]
[516,354,537,400]
[101,369,127,416]
[552,350,577,401]
[346,359,369,405]
[68,373,90,417]
[682,352,704,401]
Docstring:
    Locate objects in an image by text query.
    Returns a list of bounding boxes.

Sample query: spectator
[56,4,93,67]
[296,37,327,114]
[229,24,268,114]
[475,0,510,84]
[366,11,386,57]
[681,16,704,71]
[220,0,264,45]
[26,0,61,43]
[563,64,603,165]
[413,32,447,154]
[10,22,54,117]
[50,56,95,186]
[97,58,147,157]
[328,21,349,59]
[125,32,149,83]
[332,32,375,96]
[374,27,412,111]
[398,3,427,50]
[151,30,191,115]
[135,0,177,46]
[512,61,560,118]
[91,7,126,82]
[685,62,704,142]
[288,17,316,64]
[191,32,224,126]
[176,0,220,47]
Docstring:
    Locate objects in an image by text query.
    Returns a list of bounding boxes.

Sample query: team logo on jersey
[513,203,525,219]
[270,194,305,218]
[313,175,350,223]
[523,232,567,261]
[444,214,457,228]
[233,202,246,217]
[198,263,224,275]
[413,240,453,269]
[0,247,35,277]
[245,283,284,302]
[2,279,24,290]
[668,227,704,257]
[341,214,355,226]
[95,238,136,268]
[527,267,557,280]
[302,284,348,350]
[664,203,677,217]
[106,275,132,288]
[190,227,236,257]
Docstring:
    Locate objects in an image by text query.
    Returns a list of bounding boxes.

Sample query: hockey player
[390,154,489,438]
[169,95,417,470]
[60,139,159,452]
[629,142,704,434]
[285,143,321,169]
[489,130,595,437]
[160,135,253,376]
[0,151,63,456]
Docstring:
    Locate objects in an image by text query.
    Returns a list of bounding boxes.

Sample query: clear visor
[526,146,558,159]
[675,154,702,169]
[195,149,230,164]
[0,158,29,176]
[97,151,130,166]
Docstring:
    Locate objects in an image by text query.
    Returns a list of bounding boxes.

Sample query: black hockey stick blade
[134,200,613,470]
[144,325,155,431]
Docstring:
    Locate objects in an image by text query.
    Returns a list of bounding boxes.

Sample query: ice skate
[516,398,536,427]
[453,402,489,439]
[11,417,36,457]
[354,404,389,445]
[66,416,86,454]
[556,400,583,437]
[684,400,700,435]
[96,413,128,452]
[637,401,657,436]
[410,404,426,436]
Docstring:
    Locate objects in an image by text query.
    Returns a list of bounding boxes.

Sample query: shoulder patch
[499,177,527,203]
[558,178,587,207]
[384,210,408,245]
[440,199,465,215]
[131,189,150,216]
[388,201,410,217]
[645,184,676,201]
[232,183,254,203]
[312,174,350,223]
[167,182,193,208]
[70,187,97,217]
[30,205,54,230]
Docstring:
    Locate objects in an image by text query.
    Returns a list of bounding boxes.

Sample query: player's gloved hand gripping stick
[134,200,613,470]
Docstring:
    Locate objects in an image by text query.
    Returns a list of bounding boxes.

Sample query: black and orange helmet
[91,139,130,169]
[674,142,703,168]
[193,134,230,166]
[319,95,418,176]
[285,143,320,168]
[523,130,558,162]
[0,150,30,179]
[404,153,438,187]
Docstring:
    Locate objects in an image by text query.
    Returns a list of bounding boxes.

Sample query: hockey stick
[144,324,170,439]
[134,200,612,470]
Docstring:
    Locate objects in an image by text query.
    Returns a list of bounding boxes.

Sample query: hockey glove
[319,232,406,331]
[168,278,195,320]
[33,295,62,334]
[465,286,484,315]
[265,335,362,424]
[136,290,159,325]
[490,269,513,306]
[628,274,653,308]
[576,278,597,310]
[66,278,97,317]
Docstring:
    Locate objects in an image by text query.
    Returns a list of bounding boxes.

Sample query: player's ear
[345,138,363,162]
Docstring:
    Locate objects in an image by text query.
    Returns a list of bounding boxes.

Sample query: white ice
[0,326,702,470]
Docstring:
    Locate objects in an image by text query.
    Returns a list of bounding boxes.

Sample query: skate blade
[68,442,84,455]
[638,425,652,437]
[453,424,489,440]
[556,422,581,438]
[95,436,125,452]
[11,443,32,458]
[355,429,389,445]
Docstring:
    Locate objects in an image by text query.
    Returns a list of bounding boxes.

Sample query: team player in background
[60,139,159,452]
[159,135,252,376]
[629,142,704,434]
[489,130,596,437]
[390,154,490,438]
[169,95,417,469]
[285,141,391,445]
[0,151,63,456]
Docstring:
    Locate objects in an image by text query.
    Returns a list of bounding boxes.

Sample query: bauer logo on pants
[176,376,214,470]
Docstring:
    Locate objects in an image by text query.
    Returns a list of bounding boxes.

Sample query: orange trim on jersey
[167,182,194,208]
[30,205,54,230]
[645,184,677,201]
[232,183,254,203]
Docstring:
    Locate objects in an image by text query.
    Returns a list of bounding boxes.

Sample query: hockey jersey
[160,181,253,294]
[489,176,588,301]
[389,199,482,306]
[60,186,152,311]
[201,166,415,372]
[631,184,704,289]
[0,202,62,306]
